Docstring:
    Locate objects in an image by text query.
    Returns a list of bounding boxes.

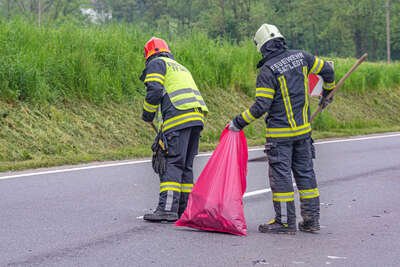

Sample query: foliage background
[0,0,399,61]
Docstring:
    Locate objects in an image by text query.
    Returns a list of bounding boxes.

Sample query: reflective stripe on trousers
[156,126,201,213]
[266,136,320,223]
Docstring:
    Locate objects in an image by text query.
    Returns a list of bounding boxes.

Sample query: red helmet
[144,37,171,60]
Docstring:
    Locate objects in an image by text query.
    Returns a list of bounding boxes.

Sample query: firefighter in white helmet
[229,24,335,234]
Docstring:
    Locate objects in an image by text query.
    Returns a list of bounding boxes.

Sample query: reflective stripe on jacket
[233,45,335,141]
[141,54,207,134]
[159,57,208,113]
[264,50,334,139]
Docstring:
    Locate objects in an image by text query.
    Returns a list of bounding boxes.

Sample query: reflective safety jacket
[141,53,208,134]
[233,42,335,141]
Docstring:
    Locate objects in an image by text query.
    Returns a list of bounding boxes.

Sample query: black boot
[178,208,185,219]
[258,219,296,235]
[178,192,189,218]
[298,219,320,232]
[143,210,179,222]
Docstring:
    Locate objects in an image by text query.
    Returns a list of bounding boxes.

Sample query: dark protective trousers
[265,137,320,227]
[157,126,202,215]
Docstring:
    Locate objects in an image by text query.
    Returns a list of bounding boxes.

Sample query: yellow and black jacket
[233,39,335,140]
[141,53,208,134]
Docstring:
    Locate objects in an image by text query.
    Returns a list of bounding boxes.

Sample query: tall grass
[333,58,400,93]
[0,19,399,104]
[0,19,147,103]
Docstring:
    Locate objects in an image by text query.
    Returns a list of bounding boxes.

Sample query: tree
[1,0,88,23]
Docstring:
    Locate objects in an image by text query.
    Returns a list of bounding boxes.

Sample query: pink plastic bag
[175,127,248,236]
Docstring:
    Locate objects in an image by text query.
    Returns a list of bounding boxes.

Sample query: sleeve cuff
[142,110,155,122]
[143,100,159,113]
[233,117,245,130]
[323,81,335,90]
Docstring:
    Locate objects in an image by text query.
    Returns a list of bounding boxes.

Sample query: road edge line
[1,132,400,180]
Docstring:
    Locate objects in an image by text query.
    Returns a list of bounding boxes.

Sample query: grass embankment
[1,20,400,171]
[2,89,400,172]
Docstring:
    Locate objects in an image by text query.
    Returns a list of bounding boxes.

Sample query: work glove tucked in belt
[151,131,168,176]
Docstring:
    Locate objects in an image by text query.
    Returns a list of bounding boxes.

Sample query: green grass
[333,59,400,93]
[0,88,257,171]
[1,19,400,103]
[1,19,400,171]
[1,87,400,172]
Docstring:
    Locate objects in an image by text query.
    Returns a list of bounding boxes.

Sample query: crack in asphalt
[6,224,156,266]
[318,165,400,188]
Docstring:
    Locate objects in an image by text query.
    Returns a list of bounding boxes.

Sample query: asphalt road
[1,133,400,267]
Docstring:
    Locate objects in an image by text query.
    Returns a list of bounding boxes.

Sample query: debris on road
[320,202,333,206]
[252,258,269,265]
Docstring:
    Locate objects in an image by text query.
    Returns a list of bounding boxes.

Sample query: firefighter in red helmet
[140,37,208,222]
[143,37,171,60]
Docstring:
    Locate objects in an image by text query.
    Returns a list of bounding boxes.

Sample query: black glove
[319,90,333,109]
[151,132,168,176]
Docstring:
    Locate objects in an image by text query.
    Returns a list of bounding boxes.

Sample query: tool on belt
[150,122,168,176]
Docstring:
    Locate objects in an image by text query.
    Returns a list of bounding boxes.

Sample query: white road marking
[1,132,399,183]
[0,160,151,180]
[243,188,271,198]
[244,183,297,198]
[314,133,400,145]
[327,256,347,260]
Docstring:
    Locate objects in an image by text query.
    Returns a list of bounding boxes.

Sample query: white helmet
[254,24,284,52]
